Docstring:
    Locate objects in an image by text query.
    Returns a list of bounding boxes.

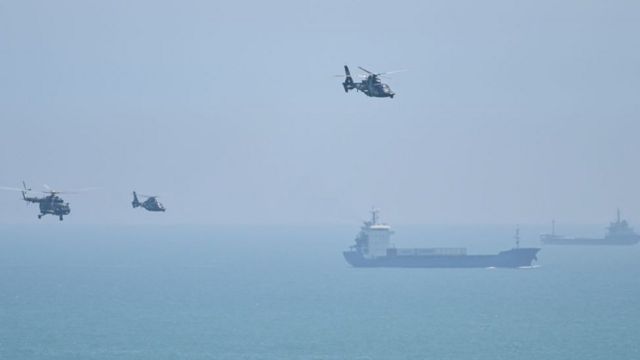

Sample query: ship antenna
[617,208,621,223]
[371,206,379,225]
[515,225,520,248]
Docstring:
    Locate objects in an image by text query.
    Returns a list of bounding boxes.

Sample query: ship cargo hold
[343,209,540,269]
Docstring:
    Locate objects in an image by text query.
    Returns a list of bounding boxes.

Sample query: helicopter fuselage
[23,194,71,220]
[141,197,165,212]
[353,76,395,98]
[341,66,396,98]
[132,191,165,212]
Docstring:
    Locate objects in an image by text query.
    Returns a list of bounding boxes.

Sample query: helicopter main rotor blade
[358,66,374,74]
[68,187,100,193]
[138,194,158,198]
[0,186,29,192]
[40,186,100,195]
[41,184,60,195]
[377,69,407,76]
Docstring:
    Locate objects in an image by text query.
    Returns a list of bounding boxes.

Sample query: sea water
[0,224,638,360]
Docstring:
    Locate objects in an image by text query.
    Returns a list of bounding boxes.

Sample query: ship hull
[343,248,540,268]
[541,237,639,246]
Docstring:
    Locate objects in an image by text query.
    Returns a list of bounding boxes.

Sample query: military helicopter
[339,65,405,98]
[0,182,79,220]
[132,191,165,212]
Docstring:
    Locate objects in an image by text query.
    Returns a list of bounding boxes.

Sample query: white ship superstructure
[354,209,393,259]
[345,208,540,268]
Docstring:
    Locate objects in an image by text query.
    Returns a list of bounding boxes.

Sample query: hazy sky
[1,0,639,225]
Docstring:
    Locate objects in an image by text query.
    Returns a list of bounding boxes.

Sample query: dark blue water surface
[1,225,638,359]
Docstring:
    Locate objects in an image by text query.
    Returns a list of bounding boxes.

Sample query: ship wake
[518,264,542,269]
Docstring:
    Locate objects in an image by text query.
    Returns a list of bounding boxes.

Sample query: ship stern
[343,250,371,267]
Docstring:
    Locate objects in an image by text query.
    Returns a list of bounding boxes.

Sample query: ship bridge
[358,209,393,259]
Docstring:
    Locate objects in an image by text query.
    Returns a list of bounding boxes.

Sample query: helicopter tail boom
[342,65,355,92]
[132,191,141,208]
[21,181,34,202]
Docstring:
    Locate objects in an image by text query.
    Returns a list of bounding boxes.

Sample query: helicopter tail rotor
[132,191,141,208]
[342,65,355,92]
[21,181,30,201]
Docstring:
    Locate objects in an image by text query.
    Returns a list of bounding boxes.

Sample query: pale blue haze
[1,1,639,224]
[1,2,639,358]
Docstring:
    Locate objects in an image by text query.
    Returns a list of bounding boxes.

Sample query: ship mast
[515,225,520,248]
[371,207,380,225]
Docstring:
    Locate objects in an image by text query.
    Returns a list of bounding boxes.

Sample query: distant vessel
[541,209,640,246]
[343,209,540,268]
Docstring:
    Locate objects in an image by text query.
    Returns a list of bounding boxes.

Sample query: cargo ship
[343,209,540,268]
[540,210,640,246]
